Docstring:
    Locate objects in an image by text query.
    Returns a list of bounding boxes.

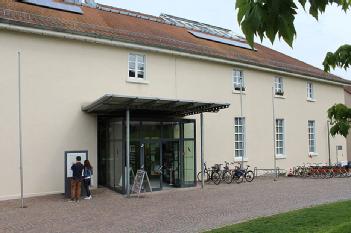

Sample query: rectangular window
[307,82,314,99]
[274,77,284,96]
[234,117,245,158]
[308,120,316,153]
[275,119,284,155]
[233,69,245,91]
[128,54,145,79]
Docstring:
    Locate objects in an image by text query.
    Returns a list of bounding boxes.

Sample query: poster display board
[64,151,88,198]
[66,151,88,178]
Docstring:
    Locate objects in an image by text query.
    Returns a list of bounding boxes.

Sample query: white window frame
[128,53,147,83]
[275,119,285,157]
[234,117,246,160]
[307,82,315,101]
[308,120,317,155]
[274,77,284,96]
[232,69,245,92]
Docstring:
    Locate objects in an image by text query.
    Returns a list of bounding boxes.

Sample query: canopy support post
[126,109,130,197]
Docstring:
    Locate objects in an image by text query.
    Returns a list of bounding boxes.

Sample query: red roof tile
[0,0,349,84]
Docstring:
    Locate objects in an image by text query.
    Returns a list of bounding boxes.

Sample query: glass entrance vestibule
[98,117,196,194]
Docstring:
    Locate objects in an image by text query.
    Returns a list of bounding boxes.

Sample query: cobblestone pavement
[1,177,351,233]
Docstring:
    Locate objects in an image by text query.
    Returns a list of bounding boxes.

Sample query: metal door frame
[140,140,162,191]
[162,140,181,187]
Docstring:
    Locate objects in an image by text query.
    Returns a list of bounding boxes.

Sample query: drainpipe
[271,85,277,180]
[240,76,244,169]
[18,51,25,208]
[327,121,331,166]
[200,113,204,189]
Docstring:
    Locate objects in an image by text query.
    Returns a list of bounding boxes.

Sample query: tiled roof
[0,0,349,84]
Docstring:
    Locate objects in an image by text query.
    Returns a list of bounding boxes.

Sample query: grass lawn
[207,200,351,233]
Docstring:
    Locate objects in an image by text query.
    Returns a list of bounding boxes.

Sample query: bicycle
[211,164,223,185]
[213,161,233,185]
[235,165,255,182]
[197,162,222,184]
[223,162,243,184]
[197,162,210,182]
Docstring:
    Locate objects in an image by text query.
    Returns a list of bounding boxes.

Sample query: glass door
[162,141,180,187]
[97,118,124,192]
[143,142,161,190]
[183,121,196,186]
[129,141,140,187]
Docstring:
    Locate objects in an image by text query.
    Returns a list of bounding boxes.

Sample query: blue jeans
[83,179,91,197]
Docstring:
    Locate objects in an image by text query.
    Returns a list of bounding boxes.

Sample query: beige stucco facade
[0,29,347,200]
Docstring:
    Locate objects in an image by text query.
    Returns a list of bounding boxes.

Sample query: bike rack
[254,167,286,177]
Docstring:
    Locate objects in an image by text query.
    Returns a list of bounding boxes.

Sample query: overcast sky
[98,0,351,80]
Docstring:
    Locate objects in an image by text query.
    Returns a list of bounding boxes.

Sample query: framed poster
[65,151,88,178]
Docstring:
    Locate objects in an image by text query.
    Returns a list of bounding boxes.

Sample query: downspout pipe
[327,121,331,166]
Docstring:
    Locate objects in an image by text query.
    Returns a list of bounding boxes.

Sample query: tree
[235,0,351,137]
[328,103,351,137]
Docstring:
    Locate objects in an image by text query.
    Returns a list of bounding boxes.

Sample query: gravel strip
[1,177,351,233]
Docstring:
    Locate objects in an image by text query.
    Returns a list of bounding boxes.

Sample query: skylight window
[188,30,255,50]
[160,14,235,38]
[20,0,83,14]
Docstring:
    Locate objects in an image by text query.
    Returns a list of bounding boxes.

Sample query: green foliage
[235,0,298,47]
[236,1,351,138]
[207,200,351,233]
[235,0,351,47]
[328,103,351,137]
[323,44,351,72]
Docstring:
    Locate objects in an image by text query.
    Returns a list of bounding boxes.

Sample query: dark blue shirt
[71,162,84,180]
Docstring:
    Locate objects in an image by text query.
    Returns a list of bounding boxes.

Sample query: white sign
[131,170,152,197]
[66,151,88,178]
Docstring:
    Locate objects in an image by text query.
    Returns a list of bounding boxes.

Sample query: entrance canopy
[82,94,230,116]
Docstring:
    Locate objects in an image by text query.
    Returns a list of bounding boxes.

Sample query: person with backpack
[83,159,93,200]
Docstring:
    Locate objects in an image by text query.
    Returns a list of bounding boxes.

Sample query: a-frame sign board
[130,170,152,197]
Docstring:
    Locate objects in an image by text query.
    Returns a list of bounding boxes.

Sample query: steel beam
[126,109,130,196]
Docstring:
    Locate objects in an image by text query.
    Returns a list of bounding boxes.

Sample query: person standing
[83,159,93,200]
[70,156,84,202]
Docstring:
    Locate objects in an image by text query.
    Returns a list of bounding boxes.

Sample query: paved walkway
[1,177,351,233]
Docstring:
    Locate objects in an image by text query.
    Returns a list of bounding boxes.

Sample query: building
[0,0,349,200]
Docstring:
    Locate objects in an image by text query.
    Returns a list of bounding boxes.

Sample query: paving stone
[1,177,351,233]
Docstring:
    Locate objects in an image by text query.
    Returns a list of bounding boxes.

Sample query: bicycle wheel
[223,171,232,184]
[326,170,334,179]
[342,169,348,177]
[197,170,208,182]
[311,170,319,179]
[320,171,326,179]
[245,170,255,182]
[233,171,243,184]
[212,172,221,185]
[197,171,202,182]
